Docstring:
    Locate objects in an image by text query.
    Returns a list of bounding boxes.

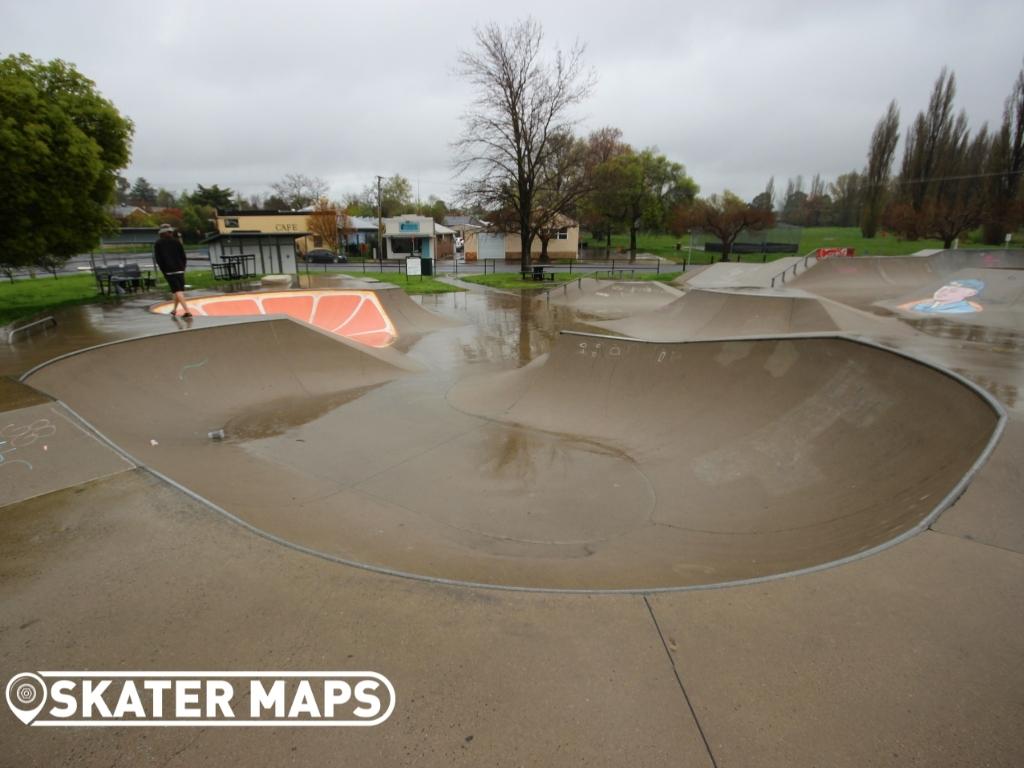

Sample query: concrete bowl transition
[23,318,1003,592]
[151,290,399,347]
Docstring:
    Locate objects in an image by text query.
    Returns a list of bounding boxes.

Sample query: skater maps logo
[5,671,395,727]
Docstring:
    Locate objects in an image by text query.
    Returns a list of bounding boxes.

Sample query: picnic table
[94,264,156,295]
[521,265,555,282]
[212,253,257,280]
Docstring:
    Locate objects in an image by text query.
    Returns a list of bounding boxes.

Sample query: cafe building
[381,215,436,262]
[205,210,310,275]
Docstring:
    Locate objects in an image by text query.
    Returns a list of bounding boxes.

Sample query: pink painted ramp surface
[152,290,398,347]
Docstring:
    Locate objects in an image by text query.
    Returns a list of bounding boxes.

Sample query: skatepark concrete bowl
[150,288,455,348]
[22,319,1004,592]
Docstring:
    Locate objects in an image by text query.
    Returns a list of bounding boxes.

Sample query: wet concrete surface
[18,292,1006,589]
[2,274,1023,765]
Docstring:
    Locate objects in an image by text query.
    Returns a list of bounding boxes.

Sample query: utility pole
[376,175,384,261]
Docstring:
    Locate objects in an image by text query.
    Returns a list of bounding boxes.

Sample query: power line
[893,168,1024,186]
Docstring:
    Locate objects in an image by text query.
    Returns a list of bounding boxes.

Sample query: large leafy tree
[588,148,696,260]
[454,18,594,269]
[378,175,413,217]
[128,176,157,207]
[0,54,133,268]
[532,130,592,261]
[179,199,215,243]
[672,192,775,263]
[579,127,631,246]
[619,149,697,260]
[352,174,413,218]
[154,187,177,208]
[187,183,235,210]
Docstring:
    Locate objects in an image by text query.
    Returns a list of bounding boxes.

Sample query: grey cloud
[3,0,1022,204]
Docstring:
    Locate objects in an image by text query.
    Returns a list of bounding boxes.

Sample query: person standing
[154,224,192,317]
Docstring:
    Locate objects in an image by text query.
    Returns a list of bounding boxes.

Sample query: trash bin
[421,258,433,276]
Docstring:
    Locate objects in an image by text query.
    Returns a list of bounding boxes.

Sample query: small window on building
[225,218,239,228]
[556,227,569,240]
[313,236,323,247]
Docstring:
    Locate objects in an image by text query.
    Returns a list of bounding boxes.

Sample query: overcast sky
[3,0,1022,205]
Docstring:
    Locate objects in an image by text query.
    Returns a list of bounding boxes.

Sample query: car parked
[303,248,347,264]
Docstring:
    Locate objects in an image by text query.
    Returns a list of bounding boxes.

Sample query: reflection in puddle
[223,384,384,440]
[950,370,1019,409]
[418,290,606,370]
[904,316,1024,351]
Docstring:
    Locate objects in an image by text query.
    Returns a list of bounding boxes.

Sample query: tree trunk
[539,236,550,263]
[982,220,1006,245]
[518,292,532,366]
[520,231,531,272]
[943,235,954,249]
[720,240,732,262]
[629,226,637,263]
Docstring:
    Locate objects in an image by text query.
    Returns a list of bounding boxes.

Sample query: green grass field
[589,227,1019,263]
[1,268,463,327]
[0,269,238,326]
[459,270,682,291]
[337,271,463,294]
[458,273,578,290]
[0,274,100,326]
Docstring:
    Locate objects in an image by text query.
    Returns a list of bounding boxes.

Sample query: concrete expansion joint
[643,595,719,768]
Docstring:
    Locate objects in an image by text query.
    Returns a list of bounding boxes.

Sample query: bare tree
[272,173,330,210]
[861,100,900,237]
[454,18,594,270]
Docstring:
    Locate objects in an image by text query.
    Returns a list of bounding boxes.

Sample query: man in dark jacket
[154,224,192,317]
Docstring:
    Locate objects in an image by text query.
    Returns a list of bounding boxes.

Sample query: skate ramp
[883,268,1024,331]
[25,318,417,448]
[151,288,457,348]
[791,251,1024,314]
[373,285,462,334]
[548,279,683,318]
[591,289,909,341]
[679,258,803,290]
[791,256,941,311]
[931,248,1024,272]
[23,324,1001,591]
